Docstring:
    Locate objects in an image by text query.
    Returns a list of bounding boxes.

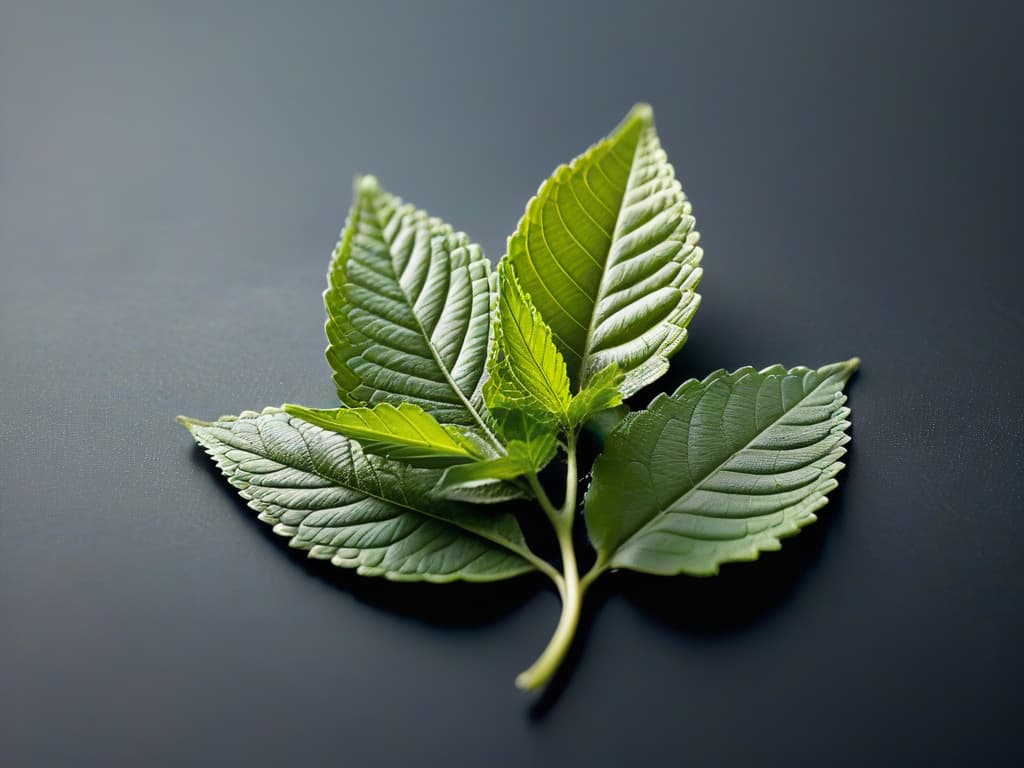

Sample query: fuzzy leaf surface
[508,103,703,396]
[585,360,858,576]
[283,402,484,468]
[180,407,535,582]
[325,176,496,439]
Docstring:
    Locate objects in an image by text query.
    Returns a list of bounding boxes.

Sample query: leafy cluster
[180,104,857,691]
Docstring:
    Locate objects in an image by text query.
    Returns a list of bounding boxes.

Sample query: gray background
[2,1,1022,765]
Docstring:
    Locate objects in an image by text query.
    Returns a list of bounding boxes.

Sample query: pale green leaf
[567,363,625,427]
[282,402,486,468]
[584,360,858,576]
[179,407,536,582]
[483,260,571,421]
[325,176,498,444]
[508,103,702,397]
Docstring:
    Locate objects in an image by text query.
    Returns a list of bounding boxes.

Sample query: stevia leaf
[437,451,536,493]
[489,406,559,471]
[434,475,530,505]
[483,260,571,422]
[567,363,625,427]
[584,359,858,577]
[439,407,559,493]
[508,103,702,397]
[283,402,485,468]
[179,407,536,582]
[325,176,498,443]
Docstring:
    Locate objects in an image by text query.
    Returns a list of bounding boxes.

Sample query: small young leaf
[489,406,559,470]
[179,408,537,582]
[439,407,559,493]
[433,475,530,505]
[283,402,486,468]
[567,363,625,427]
[326,176,497,439]
[584,360,858,577]
[438,449,537,492]
[508,103,703,396]
[484,260,571,422]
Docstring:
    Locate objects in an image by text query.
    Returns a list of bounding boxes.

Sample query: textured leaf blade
[484,260,571,421]
[283,402,484,468]
[180,408,535,582]
[508,103,703,396]
[325,176,496,437]
[584,360,858,576]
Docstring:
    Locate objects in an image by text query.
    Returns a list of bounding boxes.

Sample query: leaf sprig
[179,104,858,692]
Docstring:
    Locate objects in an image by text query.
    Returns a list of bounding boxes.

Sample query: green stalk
[516,437,584,691]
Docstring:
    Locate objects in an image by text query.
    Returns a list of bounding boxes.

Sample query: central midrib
[577,124,645,390]
[369,199,505,455]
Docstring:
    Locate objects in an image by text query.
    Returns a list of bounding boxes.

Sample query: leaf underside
[325,176,494,432]
[181,408,534,582]
[508,103,703,397]
[584,360,858,576]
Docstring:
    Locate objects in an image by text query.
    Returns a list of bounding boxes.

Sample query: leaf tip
[355,174,380,195]
[176,414,207,431]
[629,102,654,123]
[836,357,861,380]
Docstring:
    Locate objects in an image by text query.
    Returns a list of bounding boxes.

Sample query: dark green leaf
[584,360,858,576]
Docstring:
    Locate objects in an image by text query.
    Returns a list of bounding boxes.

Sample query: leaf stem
[521,549,565,594]
[579,561,604,592]
[516,433,583,690]
[515,519,582,690]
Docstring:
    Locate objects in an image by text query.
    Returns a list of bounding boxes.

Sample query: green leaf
[437,440,555,496]
[325,176,497,442]
[584,359,858,577]
[567,363,625,427]
[179,407,536,582]
[508,103,702,397]
[484,260,571,422]
[283,402,485,468]
[439,407,559,493]
[433,474,530,505]
[438,451,535,491]
[489,406,559,470]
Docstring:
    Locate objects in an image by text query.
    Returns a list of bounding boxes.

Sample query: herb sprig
[180,104,857,691]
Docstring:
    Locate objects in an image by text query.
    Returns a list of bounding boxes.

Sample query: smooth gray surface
[2,1,1022,766]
